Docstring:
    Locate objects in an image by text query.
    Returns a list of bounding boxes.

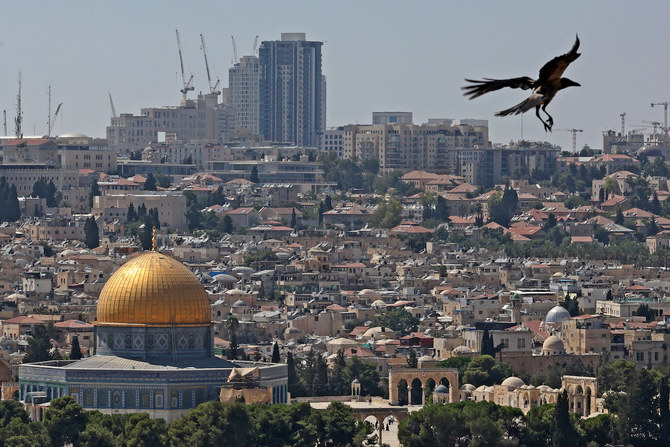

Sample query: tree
[6,185,20,222]
[138,216,154,251]
[89,179,101,208]
[123,413,167,447]
[633,303,655,322]
[328,349,348,395]
[70,336,82,360]
[250,166,259,184]
[553,390,578,447]
[481,327,495,356]
[290,208,297,228]
[84,217,100,249]
[144,173,157,191]
[23,325,54,363]
[615,368,661,446]
[168,401,251,447]
[43,396,86,447]
[559,295,580,317]
[373,308,419,336]
[406,348,418,368]
[615,207,624,225]
[324,195,333,211]
[371,197,402,229]
[126,203,137,222]
[222,215,233,234]
[271,341,280,363]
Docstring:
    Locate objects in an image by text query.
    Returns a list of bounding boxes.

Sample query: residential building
[259,33,325,148]
[229,55,260,134]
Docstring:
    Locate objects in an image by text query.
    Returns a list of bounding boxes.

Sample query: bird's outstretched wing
[462,76,535,99]
[495,91,546,117]
[538,35,581,83]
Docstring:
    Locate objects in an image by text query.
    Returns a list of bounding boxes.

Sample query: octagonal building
[19,251,287,421]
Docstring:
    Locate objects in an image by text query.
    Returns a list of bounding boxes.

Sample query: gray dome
[434,384,449,394]
[546,305,571,324]
[232,300,247,307]
[501,376,525,388]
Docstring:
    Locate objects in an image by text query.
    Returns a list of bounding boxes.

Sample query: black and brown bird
[462,35,581,132]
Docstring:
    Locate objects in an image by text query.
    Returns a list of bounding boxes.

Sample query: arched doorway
[410,378,423,405]
[397,379,408,406]
[424,378,436,403]
[585,387,592,416]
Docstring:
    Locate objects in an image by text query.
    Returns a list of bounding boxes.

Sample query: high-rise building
[229,55,260,134]
[259,33,325,149]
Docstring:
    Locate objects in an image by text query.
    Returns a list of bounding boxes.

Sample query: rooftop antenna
[15,72,23,139]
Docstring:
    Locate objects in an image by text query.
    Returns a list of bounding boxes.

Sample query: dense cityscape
[1,27,670,447]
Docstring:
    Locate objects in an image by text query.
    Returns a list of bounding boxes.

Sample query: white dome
[546,305,571,324]
[542,335,565,354]
[371,299,387,308]
[452,346,473,354]
[501,377,525,388]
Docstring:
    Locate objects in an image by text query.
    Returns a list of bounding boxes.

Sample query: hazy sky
[2,0,670,152]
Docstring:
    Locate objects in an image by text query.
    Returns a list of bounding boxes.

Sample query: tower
[259,33,325,148]
[229,55,260,134]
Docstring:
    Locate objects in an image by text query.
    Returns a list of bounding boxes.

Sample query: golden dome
[96,251,211,327]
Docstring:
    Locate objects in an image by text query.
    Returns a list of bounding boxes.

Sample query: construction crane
[48,103,62,137]
[3,111,6,136]
[200,34,220,95]
[175,29,194,102]
[620,112,626,136]
[642,120,661,134]
[47,85,62,137]
[231,36,239,64]
[556,128,583,152]
[253,35,259,55]
[15,72,22,139]
[108,93,117,118]
[651,102,670,135]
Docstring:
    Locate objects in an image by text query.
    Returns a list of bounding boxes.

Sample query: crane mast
[200,34,220,95]
[175,29,194,102]
[15,73,22,139]
[556,128,583,152]
[108,92,117,118]
[620,112,626,136]
[651,102,670,136]
[253,35,259,55]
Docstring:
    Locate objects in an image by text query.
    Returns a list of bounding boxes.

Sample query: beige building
[93,192,187,230]
[561,315,610,355]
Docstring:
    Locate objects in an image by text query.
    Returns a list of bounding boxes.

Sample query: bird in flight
[462,35,581,132]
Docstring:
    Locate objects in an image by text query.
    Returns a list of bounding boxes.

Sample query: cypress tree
[84,217,100,249]
[7,185,20,222]
[222,215,233,234]
[89,179,101,208]
[250,166,259,184]
[144,173,157,191]
[271,341,280,363]
[553,390,578,447]
[290,208,297,228]
[70,336,82,360]
[127,202,137,222]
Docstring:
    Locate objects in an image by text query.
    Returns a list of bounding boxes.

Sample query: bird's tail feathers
[496,95,544,117]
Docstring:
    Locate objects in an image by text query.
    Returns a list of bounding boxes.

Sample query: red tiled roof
[3,316,46,325]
